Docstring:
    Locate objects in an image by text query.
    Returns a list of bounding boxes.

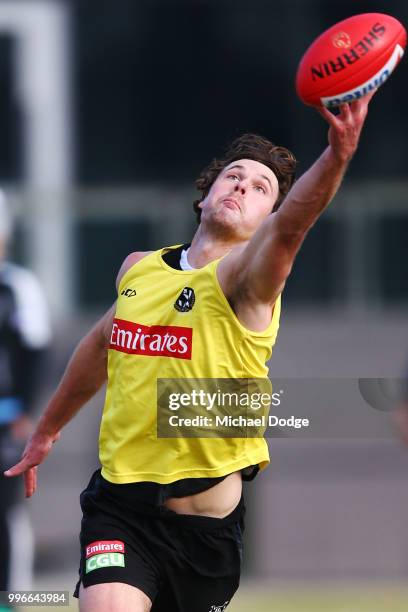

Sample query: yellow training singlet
[99,245,281,484]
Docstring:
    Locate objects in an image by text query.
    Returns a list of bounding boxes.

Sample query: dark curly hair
[193,133,297,223]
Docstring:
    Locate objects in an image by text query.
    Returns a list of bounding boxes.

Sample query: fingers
[364,88,377,103]
[317,102,353,127]
[3,431,57,497]
[33,465,37,493]
[349,89,377,115]
[4,457,32,478]
[4,458,38,498]
[24,467,37,498]
[338,103,351,121]
[319,88,377,120]
[322,102,354,123]
[317,105,342,129]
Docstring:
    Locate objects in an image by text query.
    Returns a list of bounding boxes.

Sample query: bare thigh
[79,582,152,612]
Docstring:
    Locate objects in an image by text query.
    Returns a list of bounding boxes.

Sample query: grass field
[16,582,408,611]
[229,583,408,612]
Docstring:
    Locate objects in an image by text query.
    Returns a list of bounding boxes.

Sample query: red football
[296,13,406,107]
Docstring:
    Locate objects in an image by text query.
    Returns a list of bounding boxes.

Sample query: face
[198,159,279,241]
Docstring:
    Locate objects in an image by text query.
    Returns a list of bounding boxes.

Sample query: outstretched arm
[4,304,115,497]
[4,250,148,497]
[228,92,375,306]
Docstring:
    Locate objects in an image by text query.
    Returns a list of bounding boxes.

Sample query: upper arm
[85,303,117,350]
[115,251,151,291]
[219,214,305,307]
[92,251,151,347]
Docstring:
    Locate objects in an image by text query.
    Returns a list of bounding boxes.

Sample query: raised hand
[317,90,376,163]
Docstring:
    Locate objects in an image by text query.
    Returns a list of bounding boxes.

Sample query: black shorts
[74,470,245,611]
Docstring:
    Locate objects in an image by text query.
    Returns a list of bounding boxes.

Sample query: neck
[188,224,245,268]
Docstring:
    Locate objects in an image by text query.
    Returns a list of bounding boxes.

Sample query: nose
[234,180,247,195]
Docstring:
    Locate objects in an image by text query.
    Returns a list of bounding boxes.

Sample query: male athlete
[5,93,374,612]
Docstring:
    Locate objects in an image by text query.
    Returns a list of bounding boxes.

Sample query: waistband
[155,494,246,530]
[88,469,246,530]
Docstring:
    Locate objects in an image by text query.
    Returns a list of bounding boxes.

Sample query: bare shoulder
[115,251,153,290]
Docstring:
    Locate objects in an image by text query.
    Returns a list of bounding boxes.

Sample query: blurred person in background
[5,94,374,612]
[0,192,51,610]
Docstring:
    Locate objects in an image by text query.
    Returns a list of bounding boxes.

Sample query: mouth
[222,197,241,212]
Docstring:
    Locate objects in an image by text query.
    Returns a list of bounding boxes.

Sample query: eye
[226,174,240,181]
[254,184,266,194]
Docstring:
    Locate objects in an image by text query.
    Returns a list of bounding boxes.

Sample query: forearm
[275,146,348,236]
[228,98,373,305]
[237,145,350,302]
[3,304,116,496]
[36,327,108,437]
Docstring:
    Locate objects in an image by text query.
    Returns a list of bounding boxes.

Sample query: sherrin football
[296,13,406,107]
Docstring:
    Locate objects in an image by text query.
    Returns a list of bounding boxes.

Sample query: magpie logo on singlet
[121,288,137,297]
[209,602,230,612]
[174,287,195,312]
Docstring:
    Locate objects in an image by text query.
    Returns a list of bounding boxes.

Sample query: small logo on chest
[121,288,137,297]
[174,287,195,312]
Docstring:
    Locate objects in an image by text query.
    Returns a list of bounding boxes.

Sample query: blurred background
[0,0,408,610]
